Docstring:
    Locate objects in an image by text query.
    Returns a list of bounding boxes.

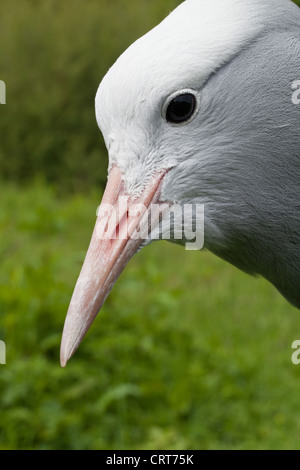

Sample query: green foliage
[0,0,181,191]
[1,183,300,450]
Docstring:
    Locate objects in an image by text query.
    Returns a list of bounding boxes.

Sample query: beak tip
[60,321,84,367]
[60,332,75,368]
[60,344,68,368]
[60,352,67,368]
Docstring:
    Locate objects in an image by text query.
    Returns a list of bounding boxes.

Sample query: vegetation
[0,0,181,191]
[1,183,300,450]
[0,0,300,450]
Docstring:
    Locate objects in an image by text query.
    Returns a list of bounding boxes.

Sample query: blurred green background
[1,0,300,450]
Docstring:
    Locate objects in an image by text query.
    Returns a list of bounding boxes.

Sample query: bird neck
[208,208,300,310]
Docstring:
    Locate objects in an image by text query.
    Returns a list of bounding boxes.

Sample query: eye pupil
[166,93,196,124]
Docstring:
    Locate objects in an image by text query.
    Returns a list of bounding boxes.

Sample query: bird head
[60,0,300,366]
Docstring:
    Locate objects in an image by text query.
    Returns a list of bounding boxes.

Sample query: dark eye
[165,93,197,124]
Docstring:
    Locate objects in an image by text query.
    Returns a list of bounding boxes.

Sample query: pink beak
[60,165,167,366]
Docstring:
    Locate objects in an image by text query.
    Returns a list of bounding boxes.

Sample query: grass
[1,183,300,450]
[0,0,182,191]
